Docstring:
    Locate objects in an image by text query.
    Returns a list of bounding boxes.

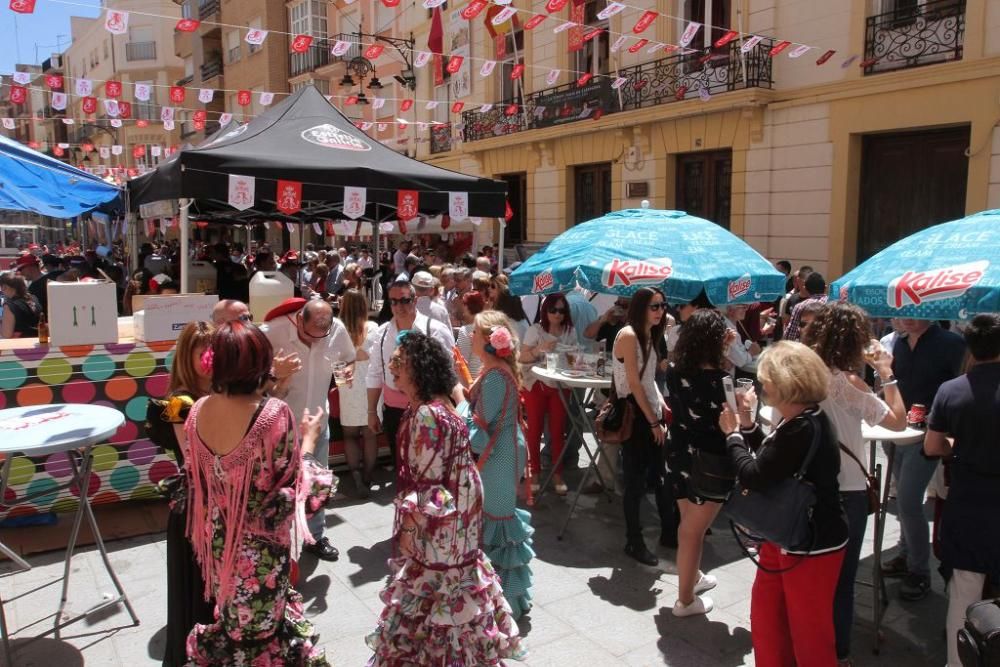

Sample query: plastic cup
[545,353,559,372]
[583,353,598,376]
[333,362,349,387]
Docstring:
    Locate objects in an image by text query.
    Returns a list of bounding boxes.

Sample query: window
[129,26,154,44]
[684,0,731,49]
[226,29,241,63]
[248,18,263,54]
[573,0,609,76]
[135,82,157,120]
[289,0,327,38]
[182,1,193,19]
[497,28,524,103]
[376,0,396,33]
[184,56,194,78]
[434,82,450,124]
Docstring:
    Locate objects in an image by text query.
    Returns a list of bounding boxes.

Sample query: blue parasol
[508,208,786,305]
[830,209,1000,320]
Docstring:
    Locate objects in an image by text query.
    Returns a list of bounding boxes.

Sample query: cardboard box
[135,294,218,343]
[47,281,120,346]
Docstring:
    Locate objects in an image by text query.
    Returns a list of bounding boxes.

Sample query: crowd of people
[4,235,997,667]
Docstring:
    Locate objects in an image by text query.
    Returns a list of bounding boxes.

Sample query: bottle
[37,313,50,345]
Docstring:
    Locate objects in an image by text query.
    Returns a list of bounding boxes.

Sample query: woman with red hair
[518,293,576,495]
[456,290,487,381]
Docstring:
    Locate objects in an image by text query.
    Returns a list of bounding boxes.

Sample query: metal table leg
[871,441,896,654]
[555,388,613,540]
[54,446,139,637]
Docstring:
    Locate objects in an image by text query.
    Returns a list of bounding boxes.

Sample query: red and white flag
[105,10,129,35]
[228,175,255,211]
[397,190,418,222]
[449,192,469,221]
[343,186,366,219]
[245,29,268,46]
[276,180,302,215]
[198,88,214,103]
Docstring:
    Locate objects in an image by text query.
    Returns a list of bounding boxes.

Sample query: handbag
[958,598,1000,667]
[689,450,736,501]
[595,348,649,445]
[839,442,879,515]
[724,412,825,553]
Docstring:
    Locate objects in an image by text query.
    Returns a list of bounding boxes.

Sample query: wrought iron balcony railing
[289,34,362,78]
[198,0,220,20]
[201,58,223,82]
[462,39,772,143]
[125,41,157,62]
[429,123,453,154]
[863,0,965,74]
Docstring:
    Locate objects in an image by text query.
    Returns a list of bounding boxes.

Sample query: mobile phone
[722,375,738,413]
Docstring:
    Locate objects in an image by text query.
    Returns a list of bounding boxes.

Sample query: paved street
[0,452,948,667]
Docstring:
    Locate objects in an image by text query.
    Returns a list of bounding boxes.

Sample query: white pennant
[699,87,711,101]
[469,217,482,226]
[646,42,664,54]
[414,51,432,68]
[422,0,446,7]
[287,223,297,233]
[360,121,373,130]
[425,101,439,110]
[396,117,409,127]
[448,192,469,222]
[546,69,560,85]
[611,35,628,53]
[110,118,123,128]
[75,78,93,96]
[51,92,67,111]
[99,146,110,158]
[678,21,701,47]
[160,107,175,122]
[596,2,625,19]
[493,0,513,5]
[104,99,120,117]
[417,121,429,131]
[12,72,30,85]
[151,145,162,157]
[331,40,352,57]
[479,103,493,112]
[163,119,175,131]
[134,82,151,101]
[553,21,574,34]
[198,88,214,103]
[342,186,366,219]
[219,112,233,125]
[491,6,516,25]
[480,60,496,77]
[111,145,123,155]
[788,44,812,58]
[1,118,13,130]
[105,10,129,35]
[228,174,255,211]
[259,92,274,105]
[62,118,74,125]
[58,142,69,149]
[377,122,388,132]
[611,76,628,90]
[372,97,385,109]
[245,29,268,45]
[740,35,764,53]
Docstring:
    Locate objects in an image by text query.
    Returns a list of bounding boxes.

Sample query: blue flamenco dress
[467,367,535,619]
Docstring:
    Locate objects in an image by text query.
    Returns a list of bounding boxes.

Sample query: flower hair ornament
[395,329,413,346]
[200,347,215,374]
[485,326,514,358]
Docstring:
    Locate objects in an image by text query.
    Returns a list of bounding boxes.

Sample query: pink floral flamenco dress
[183,396,334,666]
[366,401,526,666]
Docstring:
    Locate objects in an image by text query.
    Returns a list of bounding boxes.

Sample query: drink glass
[564,349,579,369]
[863,339,882,366]
[333,362,349,387]
[735,378,756,419]
[545,353,559,372]
[583,353,598,376]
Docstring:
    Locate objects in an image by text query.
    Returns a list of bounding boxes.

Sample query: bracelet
[649,420,660,428]
[881,379,898,386]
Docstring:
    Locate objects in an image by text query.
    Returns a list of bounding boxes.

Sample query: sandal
[554,482,569,496]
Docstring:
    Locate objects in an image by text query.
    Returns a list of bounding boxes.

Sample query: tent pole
[497,217,505,274]
[373,204,380,273]
[180,198,190,293]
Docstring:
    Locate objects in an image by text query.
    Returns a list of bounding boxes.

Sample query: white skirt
[339,358,370,427]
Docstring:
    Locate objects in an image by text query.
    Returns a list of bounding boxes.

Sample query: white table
[530,366,614,539]
[0,404,139,663]
[860,423,925,654]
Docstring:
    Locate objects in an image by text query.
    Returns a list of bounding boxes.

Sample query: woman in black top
[720,340,848,667]
[665,309,735,617]
[0,273,40,338]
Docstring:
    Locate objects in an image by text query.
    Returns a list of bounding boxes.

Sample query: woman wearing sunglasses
[518,293,576,495]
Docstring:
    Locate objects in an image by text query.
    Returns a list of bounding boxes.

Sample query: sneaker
[694,573,717,595]
[899,573,931,601]
[881,555,909,578]
[672,595,714,617]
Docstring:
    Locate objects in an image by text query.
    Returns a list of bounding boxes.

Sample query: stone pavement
[0,457,949,666]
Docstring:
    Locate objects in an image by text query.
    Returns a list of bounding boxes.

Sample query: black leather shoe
[304,537,340,561]
[659,532,678,549]
[625,542,658,566]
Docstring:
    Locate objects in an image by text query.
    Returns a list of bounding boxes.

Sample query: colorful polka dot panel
[0,342,177,519]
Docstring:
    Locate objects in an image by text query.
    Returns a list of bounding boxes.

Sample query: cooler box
[47,281,119,346]
[135,294,218,343]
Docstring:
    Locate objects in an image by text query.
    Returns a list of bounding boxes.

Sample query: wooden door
[574,162,612,225]
[676,150,732,228]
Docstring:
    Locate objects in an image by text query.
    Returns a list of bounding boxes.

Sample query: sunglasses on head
[389,297,414,306]
[648,302,665,311]
[548,306,567,314]
[237,313,254,322]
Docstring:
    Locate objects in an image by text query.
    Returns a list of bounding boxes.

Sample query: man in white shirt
[263,299,355,561]
[357,248,374,271]
[412,271,451,327]
[367,280,456,467]
[721,305,758,374]
[392,241,411,276]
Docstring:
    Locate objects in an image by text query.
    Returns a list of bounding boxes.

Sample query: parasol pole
[179,197,190,293]
[497,217,505,274]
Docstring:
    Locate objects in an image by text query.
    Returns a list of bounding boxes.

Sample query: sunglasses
[237,313,254,322]
[548,307,567,314]
[388,354,403,369]
[389,297,414,306]
[648,302,665,311]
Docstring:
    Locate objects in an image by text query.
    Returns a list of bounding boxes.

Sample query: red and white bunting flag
[286,222,297,233]
[345,95,359,105]
[1,118,13,130]
[111,118,123,128]
[259,92,274,105]
[788,44,811,58]
[479,103,493,112]
[597,2,625,19]
[423,0,446,7]
[553,21,574,34]
[510,63,525,79]
[245,29,268,46]
[81,96,97,114]
[480,60,496,76]
[312,222,322,235]
[75,78,93,96]
[104,100,119,117]
[678,21,701,47]
[290,35,313,53]
[525,15,546,29]
[132,144,145,158]
[51,92,67,110]
[632,10,657,34]
[332,40,352,56]
[169,86,186,103]
[628,39,649,53]
[364,44,385,60]
[134,82,151,101]
[769,40,792,56]
[740,35,764,53]
[111,145,123,155]
[373,97,385,109]
[276,180,302,215]
[577,72,593,86]
[9,0,37,14]
[219,112,233,125]
[119,101,132,118]
[611,76,628,90]
[816,49,836,65]
[446,54,464,73]
[449,192,468,221]
[546,69,560,85]
[461,0,488,19]
[12,71,30,85]
[45,74,63,89]
[163,119,175,131]
[397,190,418,222]
[400,99,414,111]
[699,87,711,101]
[8,86,26,105]
[360,121,373,130]
[343,186,366,219]
[160,107,175,122]
[377,122,388,132]
[451,101,465,113]
[646,41,663,53]
[425,100,439,110]
[151,145,162,157]
[198,88,214,103]
[105,10,129,35]
[610,35,628,52]
[414,51,432,68]
[715,30,739,48]
[99,146,110,159]
[176,18,199,32]
[228,175,255,211]
[491,6,517,25]
[105,80,122,98]
[546,0,568,12]
[237,90,252,106]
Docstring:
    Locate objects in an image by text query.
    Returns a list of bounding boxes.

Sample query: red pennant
[441,215,451,230]
[237,90,252,106]
[398,219,407,235]
[325,221,336,237]
[504,103,519,116]
[345,95,359,105]
[545,0,568,12]
[397,190,418,222]
[674,85,688,100]
[128,168,138,177]
[583,28,602,42]
[133,144,146,158]
[194,118,205,130]
[53,145,64,157]
[663,44,679,53]
[176,18,199,32]
[290,34,313,53]
[714,30,739,47]
[364,44,384,59]
[446,54,464,73]
[628,39,649,54]
[117,101,131,119]
[592,108,604,121]
[169,86,186,103]
[105,80,122,98]
[525,14,546,30]
[460,0,488,20]
[510,63,525,80]
[769,40,792,57]
[80,142,93,153]
[381,0,400,6]
[136,119,148,128]
[816,49,836,65]
[9,0,36,13]
[400,98,414,111]
[576,72,593,86]
[632,10,657,34]
[276,179,303,215]
[451,101,465,113]
[858,57,878,68]
[504,200,514,221]
[81,96,97,114]
[9,85,26,105]
[195,220,210,229]
[44,74,63,89]
[193,109,207,122]
[28,140,39,149]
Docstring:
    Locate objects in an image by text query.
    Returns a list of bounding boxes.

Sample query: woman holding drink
[338,289,379,497]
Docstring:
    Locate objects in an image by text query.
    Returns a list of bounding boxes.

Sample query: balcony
[198,0,220,21]
[125,41,157,62]
[176,74,194,86]
[200,58,223,82]
[430,123,453,154]
[289,34,362,78]
[462,40,772,143]
[864,0,965,75]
